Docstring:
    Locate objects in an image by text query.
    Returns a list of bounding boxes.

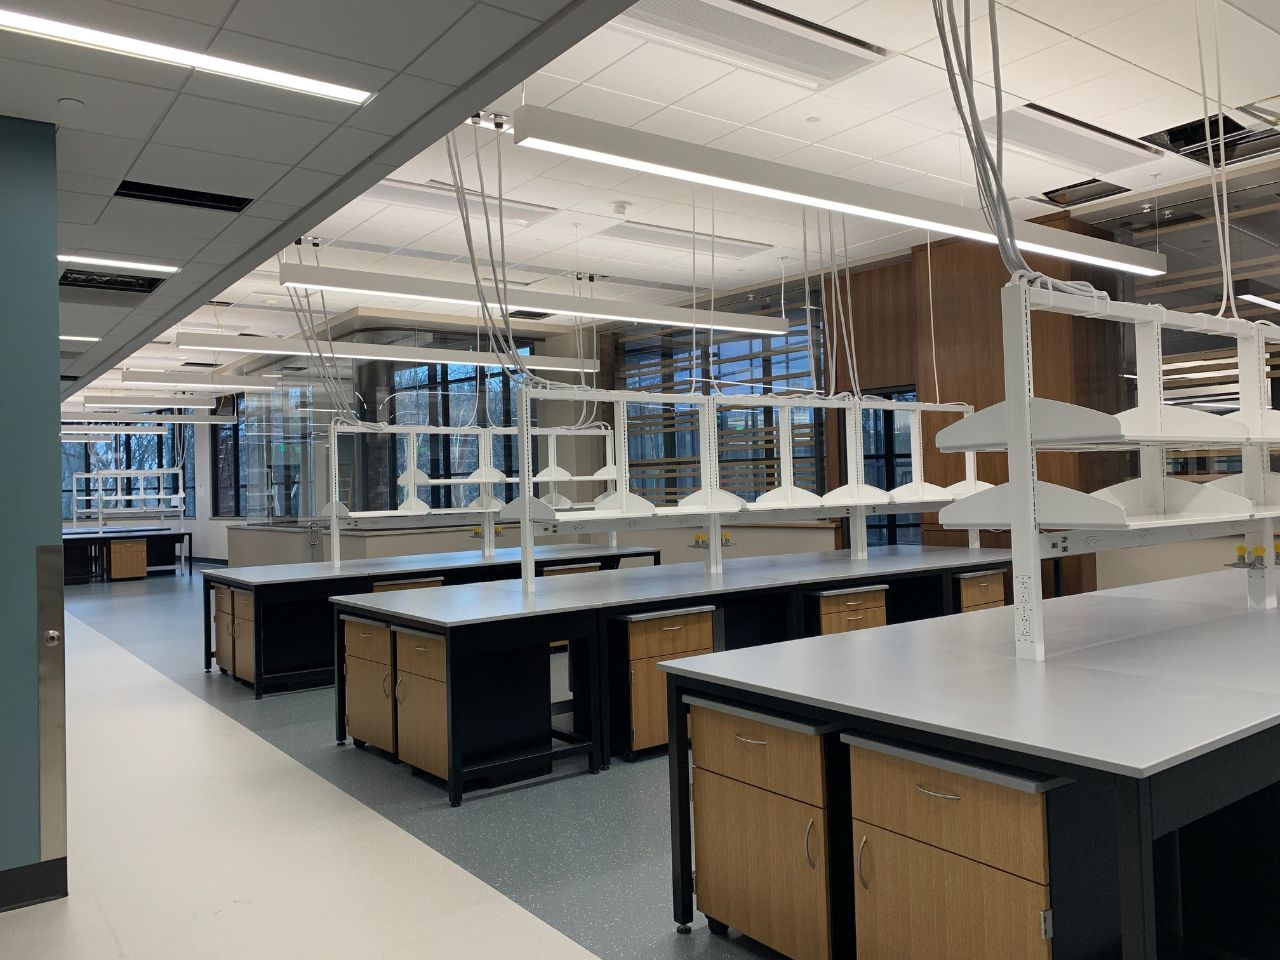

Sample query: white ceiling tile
[548,84,663,127]
[1136,41,1206,91]
[485,73,579,116]
[591,42,735,104]
[1040,67,1178,126]
[823,55,947,111]
[840,158,920,188]
[0,57,175,140]
[127,142,290,199]
[542,26,646,83]
[192,239,254,266]
[8,0,217,44]
[347,74,453,136]
[763,0,860,23]
[1093,88,1208,138]
[1010,0,1162,34]
[996,40,1132,101]
[826,0,945,53]
[879,133,974,180]
[632,107,739,145]
[58,190,109,225]
[707,126,804,161]
[301,127,391,175]
[908,9,1066,77]
[775,143,865,175]
[153,95,335,166]
[224,0,470,71]
[1215,3,1280,106]
[544,156,635,190]
[1079,0,1196,62]
[821,113,937,158]
[217,215,284,245]
[675,69,810,125]
[750,93,877,142]
[617,172,723,202]
[56,130,144,179]
[112,0,238,24]
[56,171,119,196]
[0,30,192,90]
[257,168,341,208]
[340,220,431,250]
[245,200,297,221]
[895,173,977,206]
[406,5,540,84]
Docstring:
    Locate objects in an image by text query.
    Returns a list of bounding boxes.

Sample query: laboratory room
[3,0,1280,957]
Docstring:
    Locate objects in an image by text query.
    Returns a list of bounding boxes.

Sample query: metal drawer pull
[382,671,391,697]
[395,677,404,704]
[844,600,865,606]
[660,624,684,632]
[856,835,869,889]
[415,645,430,653]
[915,784,962,801]
[803,819,815,869]
[845,615,863,621]
[734,734,768,746]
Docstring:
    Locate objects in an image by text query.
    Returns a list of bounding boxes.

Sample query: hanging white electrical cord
[1194,0,1239,318]
[800,208,821,395]
[707,188,720,395]
[924,231,946,404]
[688,185,700,395]
[828,211,861,398]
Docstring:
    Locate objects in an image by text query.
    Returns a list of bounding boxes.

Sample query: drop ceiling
[60,0,1280,393]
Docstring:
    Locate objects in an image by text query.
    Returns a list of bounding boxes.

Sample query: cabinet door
[214,610,234,672]
[694,768,830,960]
[346,655,394,753]
[630,648,710,752]
[396,670,448,779]
[853,820,1051,960]
[233,616,255,682]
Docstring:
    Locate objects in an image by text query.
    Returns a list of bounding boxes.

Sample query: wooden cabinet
[618,607,713,754]
[819,604,887,635]
[853,820,1051,960]
[691,701,833,960]
[346,620,392,664]
[957,570,1006,610]
[394,627,448,779]
[214,610,234,673]
[696,768,830,960]
[812,585,888,635]
[109,539,147,580]
[372,577,443,593]
[848,736,1059,959]
[231,589,255,683]
[345,654,395,753]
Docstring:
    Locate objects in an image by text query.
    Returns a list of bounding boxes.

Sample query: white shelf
[1206,471,1280,518]
[821,482,891,507]
[743,485,824,510]
[889,481,955,504]
[936,398,1250,453]
[940,477,1255,531]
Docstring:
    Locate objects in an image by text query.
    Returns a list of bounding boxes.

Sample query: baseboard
[192,557,228,566]
[0,857,67,913]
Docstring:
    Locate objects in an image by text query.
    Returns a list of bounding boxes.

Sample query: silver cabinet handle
[415,645,429,653]
[734,734,768,746]
[803,818,815,869]
[395,677,404,704]
[844,600,865,606]
[856,835,869,889]
[660,624,684,632]
[382,671,391,698]
[915,784,962,801]
[845,615,863,621]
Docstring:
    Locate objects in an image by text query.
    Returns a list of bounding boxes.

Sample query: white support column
[964,450,980,550]
[847,405,868,561]
[1000,282,1046,660]
[329,420,341,569]
[1133,318,1167,519]
[700,398,724,574]
[518,385,536,594]
[480,430,497,560]
[1236,328,1274,607]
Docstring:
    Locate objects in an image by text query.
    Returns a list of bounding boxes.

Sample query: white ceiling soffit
[360,178,557,227]
[981,106,1162,178]
[512,106,1169,277]
[59,0,637,400]
[614,0,886,90]
[278,261,790,335]
[598,219,773,259]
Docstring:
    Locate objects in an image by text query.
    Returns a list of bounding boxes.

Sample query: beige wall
[1094,535,1244,590]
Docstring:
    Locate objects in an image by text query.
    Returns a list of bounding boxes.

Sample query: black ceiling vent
[59,268,166,294]
[208,299,234,307]
[115,180,253,213]
[1142,115,1280,167]
[181,361,219,368]
[60,375,78,382]
[509,309,552,320]
[1042,178,1130,208]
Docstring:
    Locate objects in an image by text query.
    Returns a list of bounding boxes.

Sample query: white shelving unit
[72,468,186,529]
[937,279,1280,660]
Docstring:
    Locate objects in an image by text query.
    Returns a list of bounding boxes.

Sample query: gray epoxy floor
[65,570,786,960]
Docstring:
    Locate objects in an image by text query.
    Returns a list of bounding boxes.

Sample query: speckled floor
[64,570,784,960]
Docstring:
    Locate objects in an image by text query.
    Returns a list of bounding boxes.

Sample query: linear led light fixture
[0,10,372,103]
[83,394,217,410]
[278,262,789,336]
[1236,279,1280,312]
[120,370,279,392]
[175,330,604,374]
[58,254,179,274]
[59,334,100,342]
[60,412,236,424]
[61,425,165,436]
[512,106,1168,278]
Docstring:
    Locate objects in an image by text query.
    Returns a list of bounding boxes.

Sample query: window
[616,296,823,506]
[211,394,243,517]
[60,421,196,521]
[863,387,921,546]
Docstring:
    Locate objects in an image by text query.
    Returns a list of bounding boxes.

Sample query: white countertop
[330,546,1011,628]
[204,543,659,588]
[662,569,1280,779]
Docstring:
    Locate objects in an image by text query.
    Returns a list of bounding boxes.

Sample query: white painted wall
[1094,535,1244,589]
[189,421,238,561]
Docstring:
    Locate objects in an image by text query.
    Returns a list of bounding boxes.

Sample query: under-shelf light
[120,371,279,392]
[59,335,100,342]
[512,106,1167,278]
[60,412,236,424]
[58,254,179,274]
[83,394,217,410]
[277,263,790,336]
[175,330,605,373]
[0,9,372,103]
[61,425,165,435]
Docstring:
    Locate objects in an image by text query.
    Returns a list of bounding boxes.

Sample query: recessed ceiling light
[57,97,84,110]
[58,254,179,274]
[0,9,373,103]
[806,116,821,123]
[59,334,100,342]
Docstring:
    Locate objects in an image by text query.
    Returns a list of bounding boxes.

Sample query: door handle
[382,671,391,698]
[915,784,962,801]
[803,818,815,869]
[395,677,404,704]
[856,835,869,889]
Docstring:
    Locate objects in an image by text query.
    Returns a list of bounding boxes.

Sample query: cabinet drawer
[691,703,825,807]
[544,562,601,577]
[232,589,255,624]
[819,605,887,635]
[963,599,1006,613]
[627,610,713,660]
[344,619,392,666]
[696,769,830,960]
[372,577,443,592]
[215,585,232,615]
[958,573,1005,609]
[850,744,1048,883]
[396,629,445,682]
[853,820,1050,960]
[817,588,886,617]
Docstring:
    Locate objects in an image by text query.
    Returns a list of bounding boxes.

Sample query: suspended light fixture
[83,394,217,410]
[120,371,279,392]
[512,106,1168,278]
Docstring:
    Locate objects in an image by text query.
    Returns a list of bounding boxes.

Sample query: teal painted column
[0,116,64,902]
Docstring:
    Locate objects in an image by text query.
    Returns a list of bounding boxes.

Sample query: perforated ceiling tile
[153,96,335,166]
[0,56,176,139]
[675,68,811,126]
[542,26,646,83]
[127,143,290,201]
[406,4,540,85]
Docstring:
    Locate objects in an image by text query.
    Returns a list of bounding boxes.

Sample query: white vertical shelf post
[517,385,536,594]
[1236,327,1273,607]
[846,404,868,561]
[701,398,724,575]
[964,450,980,550]
[1001,282,1046,660]
[1133,318,1167,520]
[480,427,497,560]
[329,419,341,569]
